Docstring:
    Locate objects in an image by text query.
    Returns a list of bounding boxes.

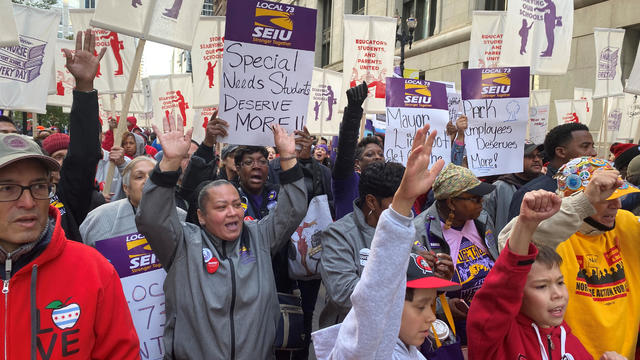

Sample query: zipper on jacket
[4,255,12,360]
[547,334,553,360]
[221,244,237,359]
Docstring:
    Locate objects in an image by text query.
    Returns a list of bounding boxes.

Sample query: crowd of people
[2,30,640,360]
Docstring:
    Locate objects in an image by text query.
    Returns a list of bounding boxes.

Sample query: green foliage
[43,105,70,130]
[11,0,58,9]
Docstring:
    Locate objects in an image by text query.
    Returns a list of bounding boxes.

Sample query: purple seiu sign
[225,0,316,51]
[95,232,163,279]
[386,78,449,110]
[461,67,530,100]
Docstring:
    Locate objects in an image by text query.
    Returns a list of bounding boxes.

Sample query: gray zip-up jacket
[135,163,307,360]
[319,200,375,328]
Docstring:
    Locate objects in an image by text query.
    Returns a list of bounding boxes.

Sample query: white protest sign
[95,233,167,360]
[105,92,148,114]
[461,67,530,176]
[0,0,19,47]
[528,89,551,145]
[147,74,194,130]
[69,9,140,94]
[574,88,593,126]
[554,99,587,124]
[288,195,333,280]
[191,16,225,108]
[218,0,316,146]
[626,41,640,95]
[593,28,625,99]
[384,78,450,166]
[622,92,640,141]
[192,106,218,144]
[0,5,59,113]
[306,68,343,136]
[605,95,625,142]
[500,0,573,75]
[340,15,396,114]
[47,40,75,108]
[91,0,205,50]
[469,11,506,69]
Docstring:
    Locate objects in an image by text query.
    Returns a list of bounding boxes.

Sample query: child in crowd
[312,125,460,359]
[467,189,625,360]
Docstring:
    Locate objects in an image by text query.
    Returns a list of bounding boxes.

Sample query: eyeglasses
[453,196,483,204]
[0,183,56,202]
[241,159,268,168]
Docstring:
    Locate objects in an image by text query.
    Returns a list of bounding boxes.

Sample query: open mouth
[224,221,240,232]
[548,305,564,318]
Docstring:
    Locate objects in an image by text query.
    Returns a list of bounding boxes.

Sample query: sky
[141,41,174,77]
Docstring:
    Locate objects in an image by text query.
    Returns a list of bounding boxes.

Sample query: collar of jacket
[351,199,376,235]
[577,217,614,237]
[203,225,251,260]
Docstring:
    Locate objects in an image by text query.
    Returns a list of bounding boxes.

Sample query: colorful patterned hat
[433,163,495,200]
[555,157,640,200]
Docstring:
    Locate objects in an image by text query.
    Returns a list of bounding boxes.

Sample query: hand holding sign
[63,30,107,92]
[203,109,229,147]
[154,113,194,172]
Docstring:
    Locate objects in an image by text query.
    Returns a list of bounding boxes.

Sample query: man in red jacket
[0,30,139,360]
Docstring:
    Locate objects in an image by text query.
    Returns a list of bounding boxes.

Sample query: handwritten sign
[384,78,449,166]
[218,0,316,146]
[461,67,530,176]
[95,232,167,360]
[528,89,550,145]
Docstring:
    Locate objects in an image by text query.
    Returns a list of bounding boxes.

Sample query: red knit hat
[610,143,637,159]
[127,116,137,131]
[42,133,70,155]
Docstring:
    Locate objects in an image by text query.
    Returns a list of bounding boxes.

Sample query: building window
[352,0,365,15]
[202,0,214,15]
[84,0,95,8]
[401,0,433,41]
[321,0,332,66]
[485,0,505,10]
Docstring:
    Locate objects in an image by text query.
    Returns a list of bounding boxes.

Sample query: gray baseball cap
[0,134,60,171]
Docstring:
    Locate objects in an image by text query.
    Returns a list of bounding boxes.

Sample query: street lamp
[395,9,418,76]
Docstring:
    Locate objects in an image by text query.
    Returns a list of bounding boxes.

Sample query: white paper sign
[528,89,551,145]
[469,11,506,69]
[625,41,640,95]
[0,0,19,47]
[0,5,59,113]
[573,88,593,126]
[554,99,588,125]
[147,74,194,130]
[500,0,573,75]
[605,95,625,142]
[47,40,75,108]
[306,68,343,136]
[593,28,625,99]
[191,16,225,109]
[340,15,396,114]
[192,106,218,144]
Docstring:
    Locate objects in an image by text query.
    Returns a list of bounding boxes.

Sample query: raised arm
[332,82,367,180]
[136,114,193,269]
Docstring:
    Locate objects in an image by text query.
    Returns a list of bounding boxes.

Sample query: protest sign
[91,0,205,50]
[623,92,640,142]
[0,0,19,47]
[0,5,59,113]
[95,233,167,359]
[574,88,593,126]
[605,95,625,142]
[306,68,343,136]
[554,99,588,125]
[447,89,462,124]
[500,0,573,75]
[384,77,449,166]
[593,28,625,99]
[147,74,194,130]
[192,106,218,144]
[626,41,640,95]
[461,67,530,176]
[528,89,550,144]
[104,92,148,114]
[288,195,332,280]
[191,16,225,108]
[69,9,140,94]
[218,0,316,146]
[340,15,396,114]
[47,40,75,108]
[469,11,506,69]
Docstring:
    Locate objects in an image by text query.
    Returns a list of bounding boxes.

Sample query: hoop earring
[368,210,373,217]
[444,211,455,230]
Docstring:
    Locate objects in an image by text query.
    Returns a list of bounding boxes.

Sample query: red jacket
[467,241,592,360]
[0,206,140,359]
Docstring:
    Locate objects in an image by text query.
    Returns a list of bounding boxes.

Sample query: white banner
[288,195,332,280]
[469,11,506,69]
[47,40,75,108]
[69,9,140,94]
[593,28,625,99]
[340,15,396,114]
[500,0,573,75]
[104,92,148,114]
[606,95,625,142]
[191,16,225,109]
[306,68,343,136]
[554,99,588,125]
[622,92,640,141]
[0,0,19,47]
[91,0,205,50]
[573,88,594,126]
[625,41,640,95]
[0,5,59,113]
[191,106,217,144]
[147,74,194,130]
[528,89,551,144]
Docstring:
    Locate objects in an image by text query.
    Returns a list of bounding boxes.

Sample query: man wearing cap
[0,115,18,134]
[499,157,640,359]
[483,141,544,234]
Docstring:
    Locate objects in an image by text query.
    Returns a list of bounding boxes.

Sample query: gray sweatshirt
[312,207,426,360]
[135,164,307,360]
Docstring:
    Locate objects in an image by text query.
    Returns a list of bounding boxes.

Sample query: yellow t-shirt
[556,210,640,359]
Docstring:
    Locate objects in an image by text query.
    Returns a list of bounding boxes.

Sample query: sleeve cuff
[503,239,538,268]
[149,163,181,188]
[568,192,597,219]
[386,205,415,227]
[279,162,303,184]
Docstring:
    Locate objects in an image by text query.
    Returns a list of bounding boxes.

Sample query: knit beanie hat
[42,133,70,155]
[611,143,640,170]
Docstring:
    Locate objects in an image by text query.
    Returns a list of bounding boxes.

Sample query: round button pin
[207,257,219,274]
